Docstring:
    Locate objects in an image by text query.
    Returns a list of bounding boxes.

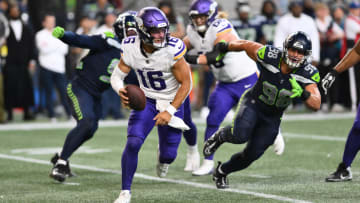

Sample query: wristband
[166,105,177,116]
[301,90,311,101]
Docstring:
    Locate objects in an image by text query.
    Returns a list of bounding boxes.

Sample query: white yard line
[0,153,312,203]
[0,112,355,131]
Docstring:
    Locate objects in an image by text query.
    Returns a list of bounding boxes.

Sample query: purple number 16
[137,70,166,90]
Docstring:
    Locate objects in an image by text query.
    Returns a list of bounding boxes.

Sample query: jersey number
[259,81,292,108]
[137,70,166,90]
[99,59,119,83]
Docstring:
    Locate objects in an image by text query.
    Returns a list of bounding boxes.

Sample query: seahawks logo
[293,41,303,49]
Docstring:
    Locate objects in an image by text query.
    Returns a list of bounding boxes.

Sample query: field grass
[0,114,360,203]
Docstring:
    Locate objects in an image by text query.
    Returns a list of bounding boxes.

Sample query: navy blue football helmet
[113,11,137,40]
[283,31,312,69]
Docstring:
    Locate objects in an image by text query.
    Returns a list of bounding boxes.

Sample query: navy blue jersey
[60,32,121,97]
[247,45,320,116]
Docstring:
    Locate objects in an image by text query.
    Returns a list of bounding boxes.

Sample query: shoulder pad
[101,31,115,39]
[257,45,282,67]
[167,37,187,61]
[211,19,233,37]
[291,64,320,84]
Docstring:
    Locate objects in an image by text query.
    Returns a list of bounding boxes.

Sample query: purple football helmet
[189,0,218,33]
[136,7,170,49]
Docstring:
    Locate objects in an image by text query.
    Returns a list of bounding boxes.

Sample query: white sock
[188,144,198,153]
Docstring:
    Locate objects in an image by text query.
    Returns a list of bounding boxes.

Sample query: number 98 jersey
[120,36,188,101]
[248,45,320,115]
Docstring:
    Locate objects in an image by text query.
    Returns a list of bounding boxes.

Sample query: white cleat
[273,130,285,155]
[184,145,200,172]
[114,190,131,203]
[156,163,169,178]
[192,159,214,176]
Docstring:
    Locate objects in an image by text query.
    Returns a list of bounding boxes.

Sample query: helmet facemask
[283,31,312,69]
[189,0,218,33]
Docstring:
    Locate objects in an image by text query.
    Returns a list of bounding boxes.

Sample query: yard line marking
[0,153,312,203]
[0,112,355,131]
[283,133,346,142]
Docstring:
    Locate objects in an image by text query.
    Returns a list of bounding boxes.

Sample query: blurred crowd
[0,0,358,123]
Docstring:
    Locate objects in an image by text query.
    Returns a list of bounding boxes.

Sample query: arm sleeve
[61,32,108,50]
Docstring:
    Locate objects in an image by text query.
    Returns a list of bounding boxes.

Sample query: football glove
[321,69,338,95]
[289,77,303,99]
[205,40,229,65]
[52,26,65,38]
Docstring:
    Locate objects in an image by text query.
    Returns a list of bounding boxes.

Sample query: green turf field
[0,114,359,203]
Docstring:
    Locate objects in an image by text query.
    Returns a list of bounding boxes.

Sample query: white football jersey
[121,36,187,100]
[186,18,258,82]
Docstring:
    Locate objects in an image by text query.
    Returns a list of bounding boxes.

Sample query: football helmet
[189,0,218,33]
[113,11,137,40]
[136,7,170,49]
[283,31,312,69]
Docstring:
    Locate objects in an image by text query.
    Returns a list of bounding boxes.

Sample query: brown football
[125,84,146,110]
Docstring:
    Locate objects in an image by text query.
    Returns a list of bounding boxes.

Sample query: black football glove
[184,53,199,64]
[205,40,229,65]
[321,69,339,95]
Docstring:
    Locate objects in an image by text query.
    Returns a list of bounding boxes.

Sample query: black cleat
[325,162,352,182]
[50,153,75,178]
[203,128,225,157]
[213,162,229,189]
[50,162,68,182]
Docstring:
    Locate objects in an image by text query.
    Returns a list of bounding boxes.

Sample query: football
[125,84,146,110]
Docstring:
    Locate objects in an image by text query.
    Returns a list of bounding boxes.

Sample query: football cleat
[325,162,352,182]
[50,153,75,177]
[50,159,69,182]
[213,162,229,189]
[184,146,200,172]
[114,190,131,203]
[203,128,225,157]
[192,159,214,176]
[156,147,169,178]
[273,131,285,155]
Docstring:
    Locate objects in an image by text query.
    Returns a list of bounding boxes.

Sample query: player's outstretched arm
[322,40,360,94]
[227,40,263,61]
[111,58,131,107]
[303,84,321,111]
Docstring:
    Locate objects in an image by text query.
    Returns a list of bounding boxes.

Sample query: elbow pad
[110,67,128,94]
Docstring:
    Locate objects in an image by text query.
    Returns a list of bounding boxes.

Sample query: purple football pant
[343,103,360,167]
[121,97,184,190]
[183,96,197,146]
[205,73,258,160]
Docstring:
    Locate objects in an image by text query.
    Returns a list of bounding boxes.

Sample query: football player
[49,11,138,182]
[183,0,284,176]
[322,40,360,182]
[111,7,192,203]
[203,31,321,189]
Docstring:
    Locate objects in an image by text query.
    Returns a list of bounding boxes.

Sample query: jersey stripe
[174,43,187,60]
[216,24,232,37]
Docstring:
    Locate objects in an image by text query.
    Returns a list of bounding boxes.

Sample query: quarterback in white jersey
[183,0,284,176]
[111,7,192,203]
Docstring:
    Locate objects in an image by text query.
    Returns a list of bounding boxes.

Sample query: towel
[155,99,190,131]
